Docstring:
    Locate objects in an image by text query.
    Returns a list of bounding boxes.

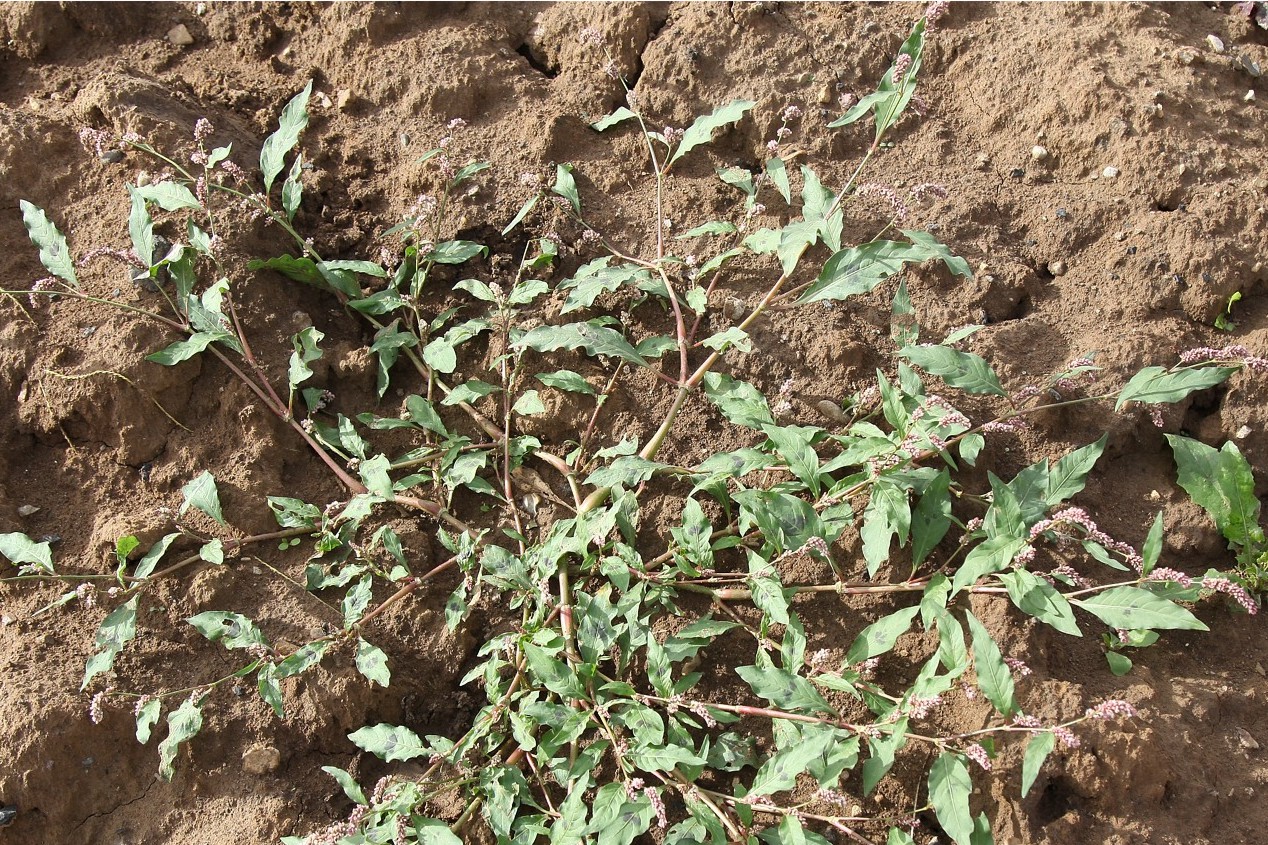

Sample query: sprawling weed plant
[4,6,1264,844]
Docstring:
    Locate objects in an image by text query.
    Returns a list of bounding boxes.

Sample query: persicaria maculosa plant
[3,5,1263,844]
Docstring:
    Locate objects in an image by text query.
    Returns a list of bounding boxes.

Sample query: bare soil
[1,3,1267,844]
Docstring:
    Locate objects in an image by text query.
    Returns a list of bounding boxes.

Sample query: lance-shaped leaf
[20,200,78,287]
[514,321,647,367]
[158,692,207,781]
[899,344,1005,396]
[668,99,756,167]
[260,80,313,193]
[928,752,973,845]
[1116,365,1237,410]
[1072,586,1208,631]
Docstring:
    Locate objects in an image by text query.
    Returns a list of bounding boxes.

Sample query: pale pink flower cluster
[890,54,913,84]
[1201,576,1258,614]
[965,742,992,770]
[1029,507,1143,571]
[1179,345,1268,372]
[1084,699,1138,720]
[856,183,909,221]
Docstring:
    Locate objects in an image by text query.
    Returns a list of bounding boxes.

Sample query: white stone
[1102,166,1120,178]
[167,23,195,47]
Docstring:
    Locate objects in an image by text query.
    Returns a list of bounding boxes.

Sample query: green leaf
[736,663,835,715]
[20,200,78,286]
[766,157,792,204]
[136,181,202,211]
[502,192,540,235]
[585,456,667,489]
[799,234,969,305]
[355,638,391,687]
[965,610,1017,716]
[0,532,54,574]
[929,752,973,845]
[701,327,753,354]
[511,389,546,417]
[1141,511,1165,574]
[348,723,431,762]
[552,163,581,214]
[135,697,162,744]
[763,424,821,495]
[180,470,226,525]
[274,640,329,678]
[1021,731,1055,797]
[146,331,222,366]
[515,321,647,366]
[677,220,738,238]
[288,326,324,390]
[198,538,224,565]
[82,597,139,690]
[912,469,951,565]
[321,765,368,805]
[1072,586,1209,631]
[668,99,756,166]
[342,575,374,626]
[998,569,1082,636]
[1168,435,1263,549]
[1045,435,1107,506]
[749,552,791,627]
[536,370,595,395]
[443,379,500,405]
[158,692,207,781]
[701,372,774,429]
[1116,366,1238,410]
[128,186,155,269]
[861,481,911,575]
[951,536,1025,595]
[899,344,1005,397]
[560,261,652,313]
[747,738,823,798]
[592,106,638,131]
[429,240,488,265]
[260,80,313,194]
[845,605,920,665]
[1106,651,1134,676]
[187,611,269,650]
[282,153,303,220]
[628,743,707,774]
[523,642,585,699]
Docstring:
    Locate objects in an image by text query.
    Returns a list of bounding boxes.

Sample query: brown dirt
[1,2,1267,844]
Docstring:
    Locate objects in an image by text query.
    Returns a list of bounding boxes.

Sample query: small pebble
[1256,662,1266,677]
[167,23,195,47]
[81,326,97,338]
[1103,166,1120,178]
[1115,231,1127,241]
[242,743,281,775]
[1236,54,1262,77]
[974,152,990,170]
[1047,260,1068,276]
[816,85,833,105]
[1149,489,1161,501]
[16,505,39,517]
[1207,34,1225,53]
[726,297,747,320]
[1236,425,1252,439]
[0,806,16,828]
[1030,145,1049,162]
[1176,47,1201,66]
[1237,727,1260,751]
[1009,167,1024,179]
[816,400,850,424]
[1246,90,1256,102]
[335,88,353,111]
[99,149,125,164]
[1056,208,1069,219]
